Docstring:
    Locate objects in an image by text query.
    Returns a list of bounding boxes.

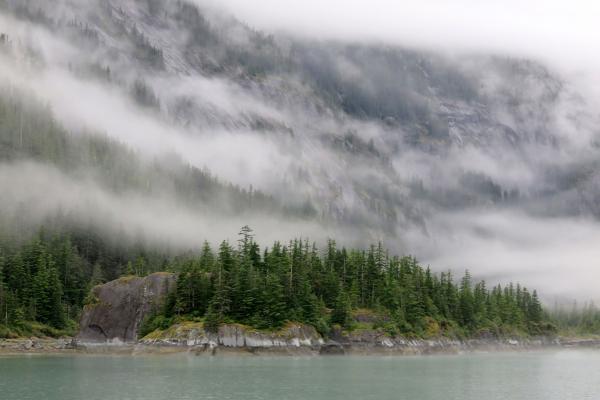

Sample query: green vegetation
[1,225,556,339]
[0,234,86,335]
[0,320,76,339]
[0,3,583,341]
[0,87,289,218]
[550,303,600,337]
[139,226,554,339]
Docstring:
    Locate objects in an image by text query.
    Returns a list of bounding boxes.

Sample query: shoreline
[2,336,599,357]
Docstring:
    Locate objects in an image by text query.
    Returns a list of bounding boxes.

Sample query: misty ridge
[1,0,600,303]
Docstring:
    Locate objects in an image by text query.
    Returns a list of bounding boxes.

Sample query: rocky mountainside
[1,0,600,295]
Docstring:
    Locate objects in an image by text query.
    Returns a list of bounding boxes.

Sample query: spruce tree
[459,270,475,329]
[331,285,351,327]
[33,262,65,328]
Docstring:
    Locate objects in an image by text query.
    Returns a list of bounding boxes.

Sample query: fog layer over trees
[1,0,600,304]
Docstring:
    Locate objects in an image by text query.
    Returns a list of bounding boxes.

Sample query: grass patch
[116,275,139,284]
[0,320,77,339]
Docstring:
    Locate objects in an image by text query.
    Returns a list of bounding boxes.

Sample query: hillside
[1,0,599,245]
[0,0,600,331]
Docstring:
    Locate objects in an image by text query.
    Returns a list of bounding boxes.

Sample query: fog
[1,0,600,302]
[0,161,337,248]
[405,210,600,302]
[202,0,600,72]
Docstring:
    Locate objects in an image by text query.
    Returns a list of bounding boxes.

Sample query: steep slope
[1,0,600,300]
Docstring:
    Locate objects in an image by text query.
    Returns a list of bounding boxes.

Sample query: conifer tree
[459,270,475,329]
[0,224,558,337]
[33,261,65,328]
[331,285,351,327]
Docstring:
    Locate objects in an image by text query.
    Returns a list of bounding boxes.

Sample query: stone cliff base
[3,326,599,356]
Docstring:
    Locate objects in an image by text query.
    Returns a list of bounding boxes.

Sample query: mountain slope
[1,0,600,299]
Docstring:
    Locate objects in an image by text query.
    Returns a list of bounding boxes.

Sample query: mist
[202,0,600,72]
[0,161,338,249]
[1,0,600,303]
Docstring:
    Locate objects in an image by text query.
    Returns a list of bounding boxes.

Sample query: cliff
[140,322,323,355]
[136,322,561,356]
[77,273,176,343]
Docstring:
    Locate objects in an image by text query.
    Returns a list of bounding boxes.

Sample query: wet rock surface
[1,334,591,356]
[0,338,76,354]
[77,273,176,343]
[140,322,324,354]
[133,321,569,356]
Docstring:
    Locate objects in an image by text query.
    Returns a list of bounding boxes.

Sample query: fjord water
[1,351,599,400]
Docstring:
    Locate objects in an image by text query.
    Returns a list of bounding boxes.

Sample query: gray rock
[77,273,176,343]
[141,322,323,351]
[320,341,345,355]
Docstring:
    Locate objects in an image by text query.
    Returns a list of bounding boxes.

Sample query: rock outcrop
[136,321,562,355]
[140,322,323,354]
[0,338,77,354]
[77,273,176,343]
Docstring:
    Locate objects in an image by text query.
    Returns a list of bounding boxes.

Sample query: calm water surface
[1,350,599,400]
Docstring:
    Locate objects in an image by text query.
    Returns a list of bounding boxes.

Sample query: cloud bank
[201,0,600,70]
[1,0,600,303]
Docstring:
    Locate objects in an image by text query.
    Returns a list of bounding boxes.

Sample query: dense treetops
[145,226,552,338]
[1,226,557,339]
[551,302,600,337]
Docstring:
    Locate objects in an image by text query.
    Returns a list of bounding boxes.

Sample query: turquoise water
[1,350,599,399]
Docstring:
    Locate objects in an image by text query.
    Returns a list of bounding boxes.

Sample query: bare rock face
[140,322,323,350]
[77,273,176,343]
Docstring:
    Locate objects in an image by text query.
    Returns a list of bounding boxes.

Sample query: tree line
[0,224,554,338]
[0,63,560,339]
[0,81,562,339]
[146,226,551,338]
[550,302,600,336]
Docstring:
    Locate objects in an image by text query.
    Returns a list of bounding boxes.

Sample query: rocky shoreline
[134,322,568,356]
[2,328,599,356]
[0,338,78,355]
[5,273,596,357]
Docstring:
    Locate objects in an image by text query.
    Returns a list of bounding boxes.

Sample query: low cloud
[199,0,600,72]
[404,210,600,303]
[0,161,336,249]
[1,1,600,304]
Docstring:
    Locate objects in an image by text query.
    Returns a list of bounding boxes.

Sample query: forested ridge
[1,226,561,339]
[0,87,595,340]
[144,226,557,339]
[0,88,298,218]
[1,2,599,341]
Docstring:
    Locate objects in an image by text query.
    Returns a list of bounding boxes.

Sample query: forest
[0,2,598,341]
[0,225,566,339]
[0,86,590,339]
